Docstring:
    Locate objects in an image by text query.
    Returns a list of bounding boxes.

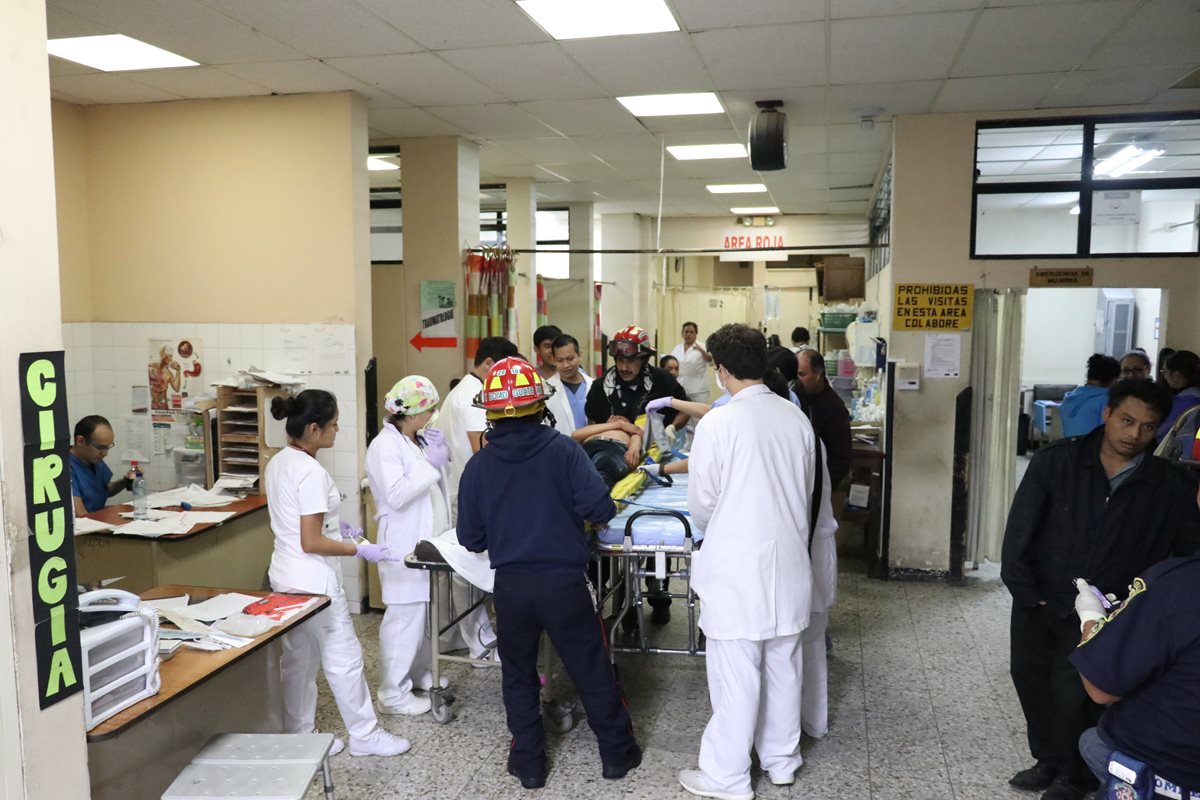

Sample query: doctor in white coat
[681,324,817,800]
[544,333,592,438]
[802,442,839,739]
[365,376,451,716]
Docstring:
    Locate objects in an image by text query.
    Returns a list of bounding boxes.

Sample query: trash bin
[174,447,207,487]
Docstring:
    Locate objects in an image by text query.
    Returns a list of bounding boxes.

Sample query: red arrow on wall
[409,332,457,351]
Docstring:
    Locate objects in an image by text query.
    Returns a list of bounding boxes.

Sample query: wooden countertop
[83,495,267,541]
[86,584,328,742]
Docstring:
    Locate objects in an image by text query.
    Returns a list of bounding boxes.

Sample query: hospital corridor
[315,560,1019,800]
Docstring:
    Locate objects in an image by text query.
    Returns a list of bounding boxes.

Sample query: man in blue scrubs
[69,415,132,515]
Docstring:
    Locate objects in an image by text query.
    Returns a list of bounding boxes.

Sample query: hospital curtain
[593,282,603,378]
[536,276,548,328]
[656,287,752,397]
[464,246,517,363]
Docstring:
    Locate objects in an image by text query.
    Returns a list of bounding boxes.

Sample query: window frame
[970,111,1200,260]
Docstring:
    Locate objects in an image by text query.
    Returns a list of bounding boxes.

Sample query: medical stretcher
[593,470,706,658]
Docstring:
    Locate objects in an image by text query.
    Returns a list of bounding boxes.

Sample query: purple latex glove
[423,428,445,446]
[356,542,397,563]
[424,436,450,469]
[645,396,674,414]
[339,520,364,542]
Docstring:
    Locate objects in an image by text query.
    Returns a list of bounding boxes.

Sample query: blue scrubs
[69,452,113,512]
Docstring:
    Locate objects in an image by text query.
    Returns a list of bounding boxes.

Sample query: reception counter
[76,496,273,593]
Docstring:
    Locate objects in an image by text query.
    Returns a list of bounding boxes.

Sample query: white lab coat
[802,449,839,739]
[544,372,592,438]
[671,342,711,402]
[365,424,447,605]
[688,383,816,641]
[435,372,485,523]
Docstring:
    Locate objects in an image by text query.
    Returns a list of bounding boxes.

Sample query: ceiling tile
[328,53,504,105]
[572,133,666,162]
[51,89,95,105]
[537,162,626,183]
[933,73,1068,112]
[354,0,550,49]
[520,99,649,136]
[45,4,113,37]
[48,56,100,77]
[490,137,592,163]
[198,0,424,58]
[1040,65,1197,108]
[425,103,559,138]
[826,80,942,123]
[49,73,183,103]
[218,59,403,102]
[832,0,983,16]
[672,0,826,28]
[370,108,469,138]
[50,0,307,64]
[1085,0,1200,70]
[638,113,740,134]
[723,88,829,129]
[827,200,870,215]
[951,1,1137,78]
[827,121,892,153]
[767,173,834,191]
[118,67,271,98]
[441,44,608,103]
[783,125,829,155]
[1149,87,1200,105]
[561,32,716,95]
[829,151,885,174]
[831,11,975,83]
[692,22,827,90]
[481,163,544,179]
[478,143,528,168]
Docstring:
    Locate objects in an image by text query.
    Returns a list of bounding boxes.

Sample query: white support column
[1,0,92,796]
[505,177,537,352]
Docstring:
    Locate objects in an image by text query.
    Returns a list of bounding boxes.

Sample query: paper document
[119,509,175,520]
[178,511,235,525]
[157,608,213,634]
[142,594,190,611]
[111,519,190,537]
[242,366,305,386]
[172,592,265,623]
[146,484,236,508]
[74,517,114,535]
[214,473,258,490]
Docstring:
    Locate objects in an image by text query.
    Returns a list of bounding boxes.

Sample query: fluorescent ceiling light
[1069,205,1081,215]
[707,183,767,194]
[666,143,747,161]
[1094,144,1143,176]
[47,34,197,72]
[367,157,399,171]
[731,206,780,215]
[516,0,678,40]
[617,92,723,117]
[1109,148,1165,178]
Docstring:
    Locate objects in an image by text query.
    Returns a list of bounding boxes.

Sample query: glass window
[1090,188,1200,254]
[1093,119,1200,181]
[370,205,402,262]
[974,192,1079,256]
[976,124,1083,184]
[535,209,570,279]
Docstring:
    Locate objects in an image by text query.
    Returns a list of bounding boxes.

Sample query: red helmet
[476,357,553,417]
[609,325,655,358]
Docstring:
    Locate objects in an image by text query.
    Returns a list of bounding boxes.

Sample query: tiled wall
[63,321,369,610]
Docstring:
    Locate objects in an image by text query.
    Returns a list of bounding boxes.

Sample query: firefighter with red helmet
[584,325,688,466]
[456,357,641,790]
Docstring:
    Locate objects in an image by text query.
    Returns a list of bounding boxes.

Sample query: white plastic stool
[163,733,335,800]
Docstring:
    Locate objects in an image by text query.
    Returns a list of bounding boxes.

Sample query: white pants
[378,601,431,707]
[278,584,378,741]
[440,574,497,657]
[699,633,804,794]
[801,612,828,738]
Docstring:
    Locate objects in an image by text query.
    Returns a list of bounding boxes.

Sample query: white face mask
[714,365,726,392]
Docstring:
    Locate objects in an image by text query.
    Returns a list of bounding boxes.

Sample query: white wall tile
[92,346,113,371]
[151,323,173,339]
[240,324,264,350]
[92,325,112,346]
[62,324,75,348]
[110,323,134,347]
[76,323,93,348]
[218,323,240,350]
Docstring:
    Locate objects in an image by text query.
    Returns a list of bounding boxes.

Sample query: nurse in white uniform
[671,321,713,448]
[365,376,451,716]
[681,324,817,800]
[265,389,409,758]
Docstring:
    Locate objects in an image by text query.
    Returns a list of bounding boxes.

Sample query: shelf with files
[215,385,287,495]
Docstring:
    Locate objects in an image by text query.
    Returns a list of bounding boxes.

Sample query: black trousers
[1010,602,1103,783]
[494,570,636,774]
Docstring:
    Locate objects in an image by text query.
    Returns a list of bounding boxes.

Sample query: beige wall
[888,109,1200,572]
[56,92,364,324]
[51,100,92,323]
[372,263,409,415]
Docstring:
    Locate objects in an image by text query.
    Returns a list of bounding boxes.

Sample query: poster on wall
[411,280,457,351]
[148,338,203,411]
[18,351,83,709]
[924,334,962,378]
[1093,190,1141,226]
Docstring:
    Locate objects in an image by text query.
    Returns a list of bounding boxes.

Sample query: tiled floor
[315,560,1035,799]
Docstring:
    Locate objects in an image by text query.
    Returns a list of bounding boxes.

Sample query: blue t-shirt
[69,452,114,513]
[1069,557,1200,788]
[563,380,588,431]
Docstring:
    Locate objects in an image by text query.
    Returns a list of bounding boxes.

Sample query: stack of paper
[214,473,258,491]
[146,484,236,509]
[74,517,115,535]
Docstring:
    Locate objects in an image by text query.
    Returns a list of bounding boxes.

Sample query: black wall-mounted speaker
[749,104,787,171]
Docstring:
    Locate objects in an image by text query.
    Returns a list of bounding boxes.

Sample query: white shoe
[678,769,754,800]
[349,729,411,757]
[416,673,450,691]
[312,729,344,756]
[767,770,794,786]
[378,694,432,716]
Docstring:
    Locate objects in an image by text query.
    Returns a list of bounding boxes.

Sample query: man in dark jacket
[1002,379,1200,800]
[796,350,852,486]
[458,356,641,791]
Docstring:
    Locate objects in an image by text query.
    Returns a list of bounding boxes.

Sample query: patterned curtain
[536,275,548,329]
[464,246,517,363]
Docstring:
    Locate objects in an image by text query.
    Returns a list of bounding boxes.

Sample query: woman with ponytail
[265,389,410,758]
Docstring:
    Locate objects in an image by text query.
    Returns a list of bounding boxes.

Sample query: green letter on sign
[25,359,57,407]
[38,556,68,606]
[31,454,62,505]
[46,649,78,697]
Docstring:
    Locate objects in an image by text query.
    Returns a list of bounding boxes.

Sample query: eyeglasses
[1120,367,1149,378]
[89,440,115,452]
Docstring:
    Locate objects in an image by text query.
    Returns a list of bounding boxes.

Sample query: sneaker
[1010,762,1057,792]
[312,729,344,756]
[348,729,411,757]
[767,769,795,786]
[507,764,546,790]
[378,694,432,716]
[416,673,450,692]
[602,745,642,780]
[678,769,754,800]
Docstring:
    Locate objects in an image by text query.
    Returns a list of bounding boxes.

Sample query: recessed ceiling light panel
[47,34,198,72]
[730,206,780,214]
[666,144,748,161]
[617,92,723,117]
[516,0,679,40]
[706,183,767,194]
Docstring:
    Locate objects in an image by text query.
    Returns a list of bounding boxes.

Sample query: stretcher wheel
[430,691,456,724]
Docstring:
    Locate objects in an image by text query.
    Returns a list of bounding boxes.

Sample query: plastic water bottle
[131,461,148,520]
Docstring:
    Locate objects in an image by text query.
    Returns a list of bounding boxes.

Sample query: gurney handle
[622,509,692,541]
